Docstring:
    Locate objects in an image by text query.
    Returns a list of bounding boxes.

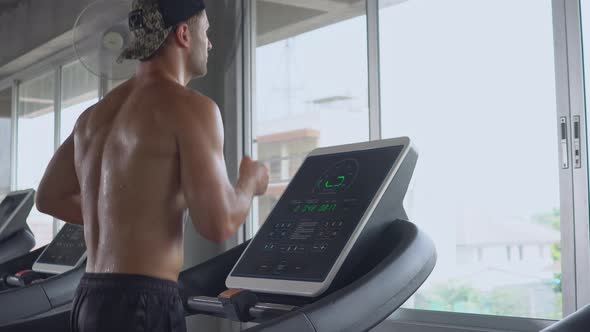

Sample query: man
[36,0,269,331]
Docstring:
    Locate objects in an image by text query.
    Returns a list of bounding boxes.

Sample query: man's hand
[239,156,269,196]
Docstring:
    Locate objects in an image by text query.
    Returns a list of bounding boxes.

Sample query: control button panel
[312,243,329,252]
[229,144,405,282]
[263,243,276,251]
[262,219,344,256]
[274,261,289,274]
[35,224,87,266]
[257,263,272,272]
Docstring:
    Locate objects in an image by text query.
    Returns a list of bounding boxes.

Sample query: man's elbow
[35,187,62,216]
[197,216,237,244]
[35,191,51,215]
[206,224,235,244]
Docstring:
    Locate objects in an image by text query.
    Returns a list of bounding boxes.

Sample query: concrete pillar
[185,1,243,331]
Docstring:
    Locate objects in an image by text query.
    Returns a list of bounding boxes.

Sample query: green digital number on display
[292,203,337,213]
[318,203,337,212]
[325,176,345,188]
[302,204,318,213]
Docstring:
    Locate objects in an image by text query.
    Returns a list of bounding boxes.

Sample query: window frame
[242,0,590,330]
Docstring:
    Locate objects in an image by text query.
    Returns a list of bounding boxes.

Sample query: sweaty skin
[36,12,269,282]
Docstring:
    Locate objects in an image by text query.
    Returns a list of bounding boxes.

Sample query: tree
[415,280,561,319]
[532,208,561,292]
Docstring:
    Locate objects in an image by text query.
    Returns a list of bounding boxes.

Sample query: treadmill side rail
[0,230,35,265]
[188,295,299,323]
[0,285,52,324]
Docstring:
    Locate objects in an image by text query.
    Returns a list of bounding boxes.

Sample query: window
[17,72,56,249]
[379,0,561,320]
[0,88,12,196]
[251,0,369,231]
[60,61,99,142]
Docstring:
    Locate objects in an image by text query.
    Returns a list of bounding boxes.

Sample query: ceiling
[0,0,20,13]
[256,0,406,46]
[257,0,366,45]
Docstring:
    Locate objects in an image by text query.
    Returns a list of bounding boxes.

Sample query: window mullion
[54,66,62,150]
[99,77,108,100]
[367,0,382,141]
[53,66,63,237]
[10,80,18,191]
[244,0,257,240]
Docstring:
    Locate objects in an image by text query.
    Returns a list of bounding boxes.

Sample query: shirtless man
[35,1,268,331]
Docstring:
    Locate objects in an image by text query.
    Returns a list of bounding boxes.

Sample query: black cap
[158,0,207,28]
[119,0,206,62]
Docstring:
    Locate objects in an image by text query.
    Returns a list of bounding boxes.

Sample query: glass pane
[18,72,55,249]
[61,61,99,142]
[253,0,369,232]
[0,88,12,195]
[379,0,561,319]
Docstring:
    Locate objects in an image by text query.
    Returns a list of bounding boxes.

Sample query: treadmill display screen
[36,224,86,267]
[231,145,404,282]
[0,193,28,230]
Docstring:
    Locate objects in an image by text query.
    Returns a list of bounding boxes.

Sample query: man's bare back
[75,78,189,281]
[38,75,268,283]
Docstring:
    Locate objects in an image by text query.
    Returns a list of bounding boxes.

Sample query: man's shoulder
[73,104,97,133]
[170,89,221,128]
[175,89,218,112]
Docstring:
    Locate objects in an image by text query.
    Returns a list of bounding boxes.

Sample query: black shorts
[70,273,186,332]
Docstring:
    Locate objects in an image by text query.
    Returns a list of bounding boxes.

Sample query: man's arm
[36,132,83,225]
[177,95,263,243]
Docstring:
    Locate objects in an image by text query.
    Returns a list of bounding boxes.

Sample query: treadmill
[0,137,437,332]
[0,189,36,265]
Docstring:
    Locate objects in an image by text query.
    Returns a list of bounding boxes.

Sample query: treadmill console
[0,194,26,225]
[33,224,86,274]
[0,189,35,242]
[230,145,404,283]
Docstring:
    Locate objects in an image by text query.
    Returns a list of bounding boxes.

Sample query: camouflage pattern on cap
[117,0,172,62]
